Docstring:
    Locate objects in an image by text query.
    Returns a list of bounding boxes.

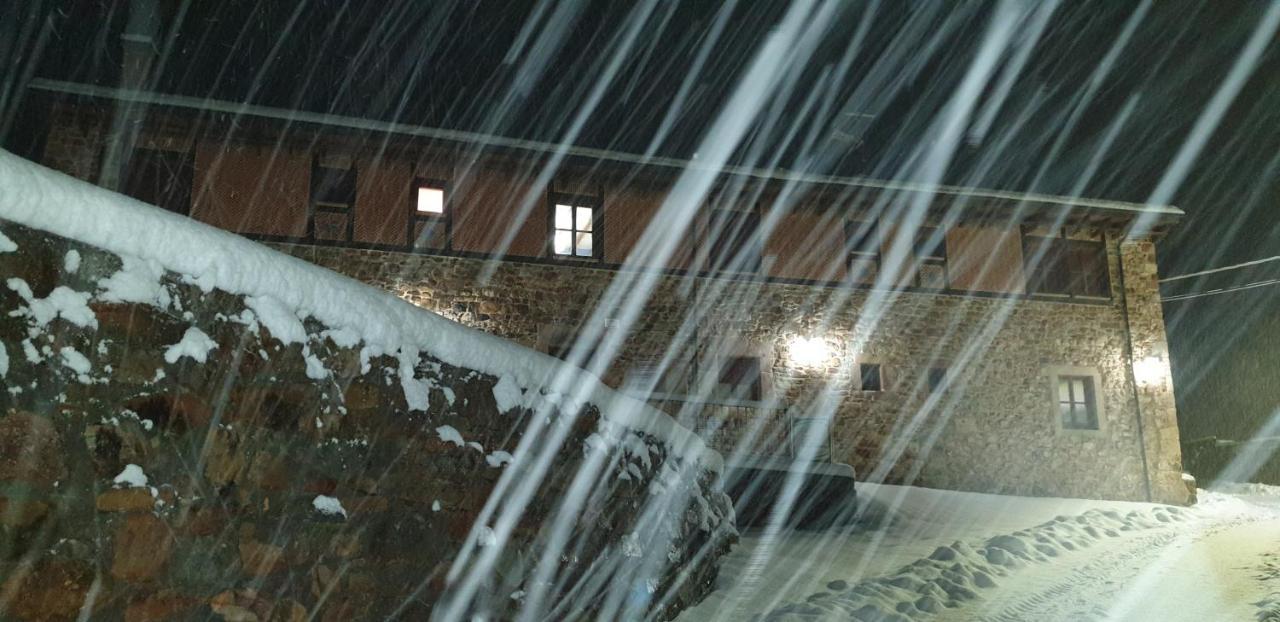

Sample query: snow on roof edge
[0,150,722,472]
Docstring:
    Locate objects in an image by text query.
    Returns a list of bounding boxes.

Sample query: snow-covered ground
[681,483,1280,621]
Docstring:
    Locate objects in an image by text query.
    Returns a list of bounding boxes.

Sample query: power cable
[1162,277,1280,302]
[1160,254,1280,283]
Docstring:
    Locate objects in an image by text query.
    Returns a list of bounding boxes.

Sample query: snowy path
[947,511,1278,621]
[681,485,1280,622]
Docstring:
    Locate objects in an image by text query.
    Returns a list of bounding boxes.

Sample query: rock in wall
[0,220,735,621]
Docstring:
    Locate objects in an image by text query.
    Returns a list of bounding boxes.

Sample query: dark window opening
[914,226,948,289]
[1024,232,1109,298]
[859,363,882,392]
[1057,374,1099,430]
[927,367,947,393]
[846,219,880,281]
[707,209,762,274]
[122,148,193,216]
[310,163,356,242]
[712,356,763,402]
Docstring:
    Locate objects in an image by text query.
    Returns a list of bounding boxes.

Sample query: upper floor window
[1056,374,1099,430]
[411,179,448,250]
[416,183,445,215]
[706,208,762,274]
[914,226,948,289]
[1023,230,1109,298]
[551,195,599,259]
[122,148,193,216]
[310,163,356,242]
[846,219,880,281]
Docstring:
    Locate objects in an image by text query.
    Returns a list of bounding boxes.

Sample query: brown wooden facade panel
[192,143,310,238]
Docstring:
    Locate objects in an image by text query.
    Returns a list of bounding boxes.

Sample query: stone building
[21,78,1189,504]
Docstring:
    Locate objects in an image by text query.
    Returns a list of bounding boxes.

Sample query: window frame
[913,225,949,289]
[408,177,451,251]
[712,355,764,403]
[927,366,948,393]
[1046,366,1105,434]
[845,218,881,282]
[308,159,357,243]
[858,362,883,392]
[1022,228,1111,299]
[548,192,603,261]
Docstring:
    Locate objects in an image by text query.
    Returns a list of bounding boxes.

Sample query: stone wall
[276,235,1189,505]
[0,221,734,621]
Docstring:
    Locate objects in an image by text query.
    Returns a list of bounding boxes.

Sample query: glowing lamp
[789,336,831,368]
[1133,355,1167,387]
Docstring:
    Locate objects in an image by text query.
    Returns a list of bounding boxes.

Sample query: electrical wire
[1160,254,1280,283]
[1162,277,1280,302]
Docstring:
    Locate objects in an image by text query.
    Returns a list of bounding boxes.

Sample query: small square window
[927,367,947,392]
[416,185,445,215]
[859,363,882,392]
[1057,374,1099,430]
[551,197,598,259]
[712,356,763,402]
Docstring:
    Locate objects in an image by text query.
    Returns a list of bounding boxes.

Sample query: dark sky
[4,0,1280,434]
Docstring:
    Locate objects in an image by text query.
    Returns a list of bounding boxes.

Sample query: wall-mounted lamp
[1133,355,1168,387]
[788,336,832,368]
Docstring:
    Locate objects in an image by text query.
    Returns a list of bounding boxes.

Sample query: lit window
[416,185,444,214]
[1057,375,1099,430]
[410,179,449,250]
[552,201,595,258]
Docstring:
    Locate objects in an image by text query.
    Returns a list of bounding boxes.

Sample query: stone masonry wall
[276,234,1189,505]
[0,221,734,621]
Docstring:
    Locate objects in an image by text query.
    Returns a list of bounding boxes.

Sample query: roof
[29,78,1185,223]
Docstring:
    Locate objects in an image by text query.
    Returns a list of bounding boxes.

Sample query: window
[711,356,763,402]
[310,163,356,242]
[1056,375,1099,430]
[859,363,882,392]
[927,367,947,393]
[122,148,193,216]
[551,196,598,259]
[411,179,449,250]
[706,209,762,274]
[790,416,832,462]
[1023,231,1109,298]
[845,220,880,282]
[914,226,948,289]
[416,184,444,215]
[625,360,691,397]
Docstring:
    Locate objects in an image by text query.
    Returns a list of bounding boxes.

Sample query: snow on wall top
[0,150,721,471]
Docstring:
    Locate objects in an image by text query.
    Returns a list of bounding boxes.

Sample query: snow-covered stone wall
[0,212,734,620]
